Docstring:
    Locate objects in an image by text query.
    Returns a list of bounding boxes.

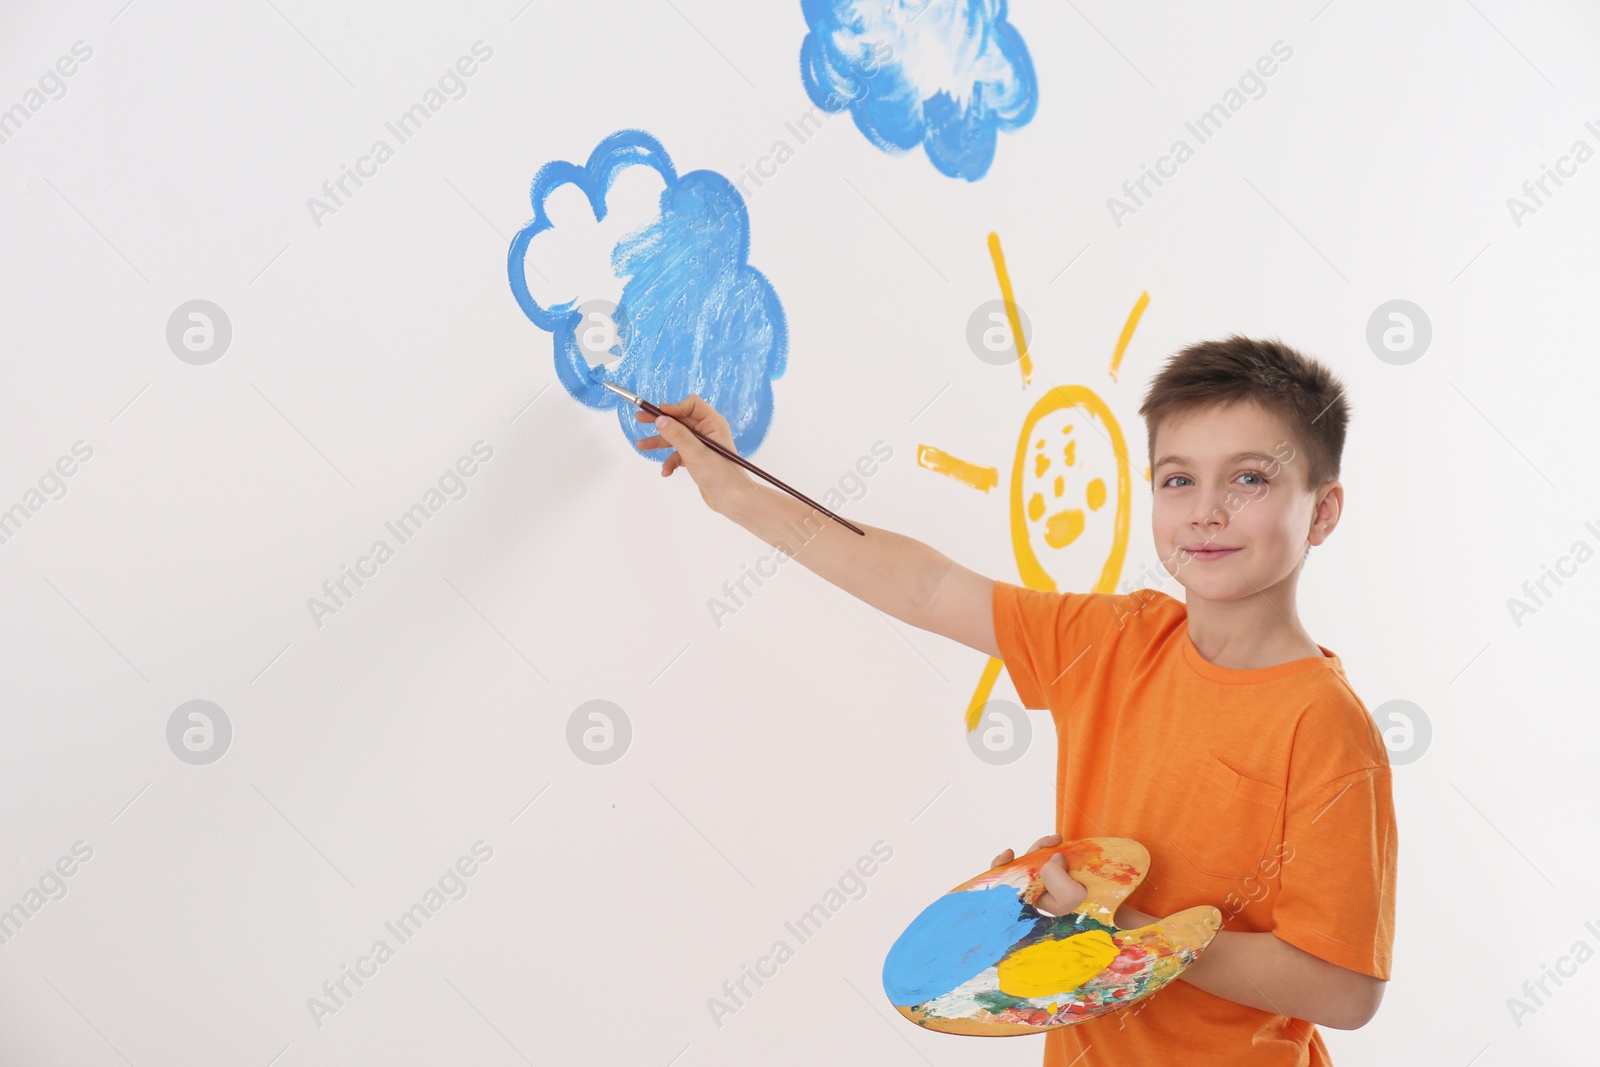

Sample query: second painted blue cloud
[800,0,1037,181]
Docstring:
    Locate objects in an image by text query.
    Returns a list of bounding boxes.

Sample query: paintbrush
[601,380,866,536]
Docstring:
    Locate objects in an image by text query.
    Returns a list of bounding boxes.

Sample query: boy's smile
[1149,399,1342,666]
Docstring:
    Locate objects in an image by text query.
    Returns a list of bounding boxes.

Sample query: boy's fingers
[657,408,696,440]
[991,848,1015,869]
[1026,833,1064,853]
[662,394,730,437]
[646,414,706,476]
[1039,856,1080,904]
[654,415,687,453]
[664,394,703,419]
[656,413,710,459]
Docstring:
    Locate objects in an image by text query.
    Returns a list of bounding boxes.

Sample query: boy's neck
[1183,575,1324,670]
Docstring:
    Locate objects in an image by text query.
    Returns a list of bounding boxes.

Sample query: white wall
[1,1,1596,1064]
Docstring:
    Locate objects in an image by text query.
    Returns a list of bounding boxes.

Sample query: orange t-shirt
[992,580,1397,1067]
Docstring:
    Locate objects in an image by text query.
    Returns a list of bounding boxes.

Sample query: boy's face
[1150,401,1332,602]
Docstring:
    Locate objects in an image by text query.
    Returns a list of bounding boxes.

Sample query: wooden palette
[882,837,1221,1035]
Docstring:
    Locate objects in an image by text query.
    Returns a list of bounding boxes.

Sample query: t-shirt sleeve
[991,581,1123,710]
[1271,697,1398,980]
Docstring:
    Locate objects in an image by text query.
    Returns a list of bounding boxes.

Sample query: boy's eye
[1159,472,1268,488]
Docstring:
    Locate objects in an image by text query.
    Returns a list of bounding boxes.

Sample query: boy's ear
[1308,481,1343,546]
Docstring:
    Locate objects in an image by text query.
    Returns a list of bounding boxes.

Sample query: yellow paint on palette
[986,233,1034,388]
[1108,290,1149,382]
[917,444,999,492]
[996,929,1120,998]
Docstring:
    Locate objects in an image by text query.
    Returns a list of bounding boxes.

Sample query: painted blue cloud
[507,129,788,460]
[800,0,1037,181]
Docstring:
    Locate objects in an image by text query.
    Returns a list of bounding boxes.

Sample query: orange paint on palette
[917,444,1000,492]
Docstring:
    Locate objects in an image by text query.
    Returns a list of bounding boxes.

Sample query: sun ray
[1108,290,1150,382]
[986,232,1034,388]
[965,658,1006,732]
[917,445,1000,492]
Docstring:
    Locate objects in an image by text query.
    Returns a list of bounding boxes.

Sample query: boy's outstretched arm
[640,396,999,659]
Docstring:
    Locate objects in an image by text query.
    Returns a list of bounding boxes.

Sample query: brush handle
[643,399,866,536]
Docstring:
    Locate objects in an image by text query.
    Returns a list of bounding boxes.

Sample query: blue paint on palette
[882,883,1040,1004]
[800,0,1037,181]
[507,130,788,460]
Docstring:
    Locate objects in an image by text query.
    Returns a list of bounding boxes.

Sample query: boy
[637,335,1396,1065]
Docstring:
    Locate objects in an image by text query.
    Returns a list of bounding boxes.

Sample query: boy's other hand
[634,394,751,514]
[990,833,1089,917]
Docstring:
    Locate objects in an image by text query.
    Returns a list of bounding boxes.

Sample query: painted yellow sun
[916,234,1153,730]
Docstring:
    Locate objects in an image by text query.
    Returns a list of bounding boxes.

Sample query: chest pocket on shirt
[1169,751,1284,880]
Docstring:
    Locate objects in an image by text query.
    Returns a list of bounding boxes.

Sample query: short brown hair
[1137,335,1349,491]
